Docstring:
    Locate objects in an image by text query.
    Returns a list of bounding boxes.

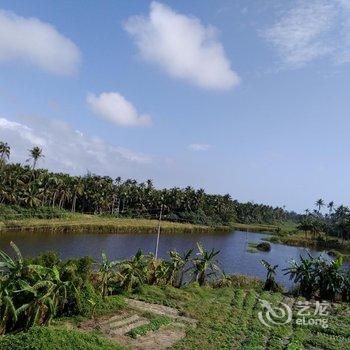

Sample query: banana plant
[283,254,318,298]
[168,248,193,287]
[261,259,279,291]
[192,243,220,286]
[99,252,119,299]
[117,250,150,292]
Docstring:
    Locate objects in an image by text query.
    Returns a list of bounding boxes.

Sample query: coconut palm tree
[27,146,44,170]
[327,201,335,214]
[0,139,298,225]
[0,141,10,161]
[315,198,325,212]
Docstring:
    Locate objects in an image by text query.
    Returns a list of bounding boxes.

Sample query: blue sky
[0,0,350,212]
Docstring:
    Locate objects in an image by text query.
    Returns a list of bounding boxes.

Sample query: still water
[0,230,330,288]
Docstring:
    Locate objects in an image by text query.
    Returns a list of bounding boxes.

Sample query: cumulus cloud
[0,116,153,177]
[124,1,240,90]
[0,10,80,75]
[87,92,152,127]
[262,0,350,69]
[188,143,211,151]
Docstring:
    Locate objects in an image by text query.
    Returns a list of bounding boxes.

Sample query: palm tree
[327,201,335,214]
[0,138,297,225]
[27,146,44,170]
[0,141,10,161]
[315,198,325,212]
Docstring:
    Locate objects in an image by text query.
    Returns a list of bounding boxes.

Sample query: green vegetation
[247,242,259,253]
[246,241,271,253]
[231,222,281,233]
[296,200,350,243]
[1,242,349,349]
[256,242,271,251]
[132,284,350,350]
[192,243,220,285]
[126,314,171,338]
[0,140,296,229]
[0,326,127,350]
[0,242,222,335]
[284,254,347,301]
[2,284,349,349]
[261,259,280,292]
[266,228,350,257]
[0,207,223,233]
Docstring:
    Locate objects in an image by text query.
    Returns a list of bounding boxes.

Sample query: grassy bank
[0,204,279,234]
[0,327,127,350]
[1,283,349,350]
[0,213,231,234]
[0,215,281,235]
[230,222,280,233]
[267,231,350,254]
[261,221,350,260]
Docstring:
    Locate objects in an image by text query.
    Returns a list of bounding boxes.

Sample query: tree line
[298,198,350,241]
[0,141,297,225]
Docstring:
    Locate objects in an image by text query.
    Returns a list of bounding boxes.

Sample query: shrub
[284,255,347,301]
[256,242,271,252]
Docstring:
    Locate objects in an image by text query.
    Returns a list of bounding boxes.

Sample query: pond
[0,229,330,289]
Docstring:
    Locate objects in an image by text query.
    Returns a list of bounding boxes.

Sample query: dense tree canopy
[298,200,350,241]
[0,141,297,225]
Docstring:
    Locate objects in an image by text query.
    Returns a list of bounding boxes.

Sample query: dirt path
[77,298,197,349]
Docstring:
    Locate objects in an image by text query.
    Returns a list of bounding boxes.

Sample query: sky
[0,0,350,212]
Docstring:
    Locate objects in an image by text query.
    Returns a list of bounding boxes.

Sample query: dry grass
[0,214,229,234]
[230,222,279,233]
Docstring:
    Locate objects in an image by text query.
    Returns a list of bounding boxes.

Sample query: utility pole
[154,204,163,260]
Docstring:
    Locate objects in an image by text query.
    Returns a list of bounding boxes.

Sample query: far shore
[0,214,280,234]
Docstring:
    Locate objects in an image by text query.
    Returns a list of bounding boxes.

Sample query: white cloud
[262,0,350,69]
[124,1,240,90]
[87,92,152,127]
[0,116,153,177]
[188,143,211,151]
[0,10,80,75]
[0,118,46,146]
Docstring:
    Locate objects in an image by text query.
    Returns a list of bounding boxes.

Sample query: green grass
[265,230,350,256]
[126,315,172,338]
[0,204,290,235]
[230,222,280,233]
[2,284,349,349]
[0,212,229,234]
[247,242,259,253]
[129,284,350,349]
[0,327,128,350]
